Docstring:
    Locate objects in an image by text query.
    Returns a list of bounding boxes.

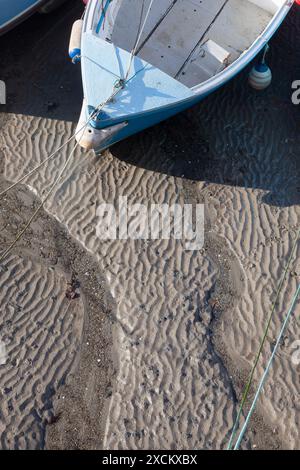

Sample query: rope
[0,83,123,202]
[100,0,107,31]
[136,0,178,55]
[0,0,155,263]
[124,0,155,81]
[227,226,300,449]
[95,0,112,34]
[0,84,125,264]
[261,44,270,65]
[234,282,300,450]
[0,141,79,264]
[0,124,83,200]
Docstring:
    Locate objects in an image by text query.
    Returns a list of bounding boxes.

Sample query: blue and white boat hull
[76,0,294,153]
[76,89,210,151]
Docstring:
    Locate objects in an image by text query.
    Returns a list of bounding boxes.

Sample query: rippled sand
[0,0,299,450]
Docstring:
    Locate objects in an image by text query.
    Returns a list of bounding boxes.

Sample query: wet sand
[0,144,115,449]
[0,0,300,450]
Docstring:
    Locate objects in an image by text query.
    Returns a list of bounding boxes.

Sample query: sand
[0,128,114,449]
[0,0,299,450]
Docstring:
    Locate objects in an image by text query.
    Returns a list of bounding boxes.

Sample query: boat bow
[76,32,194,150]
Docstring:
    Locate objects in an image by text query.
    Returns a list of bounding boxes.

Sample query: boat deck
[98,0,274,88]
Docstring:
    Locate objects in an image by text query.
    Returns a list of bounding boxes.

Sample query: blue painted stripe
[95,0,111,34]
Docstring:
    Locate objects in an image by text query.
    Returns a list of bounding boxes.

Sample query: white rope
[0,141,79,263]
[0,0,156,262]
[124,0,155,81]
[0,82,124,262]
[0,121,86,200]
[227,227,300,450]
[0,84,122,201]
[234,283,300,450]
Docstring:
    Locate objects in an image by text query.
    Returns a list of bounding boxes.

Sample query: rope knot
[114,78,126,89]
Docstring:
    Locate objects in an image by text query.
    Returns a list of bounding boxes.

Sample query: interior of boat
[94,0,286,88]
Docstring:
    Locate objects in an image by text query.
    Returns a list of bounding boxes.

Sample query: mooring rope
[0,129,81,200]
[0,0,155,263]
[227,226,300,449]
[0,140,79,264]
[0,86,127,264]
[234,282,300,449]
[0,80,125,202]
[124,0,155,81]
[136,0,178,55]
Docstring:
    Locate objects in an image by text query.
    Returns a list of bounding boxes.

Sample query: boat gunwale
[0,0,51,35]
[192,0,294,94]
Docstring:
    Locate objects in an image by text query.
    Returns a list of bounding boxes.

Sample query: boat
[0,0,68,35]
[74,0,294,152]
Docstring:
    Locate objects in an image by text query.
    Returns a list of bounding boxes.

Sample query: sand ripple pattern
[2,8,300,450]
[2,114,237,449]
[190,18,300,445]
[0,253,84,449]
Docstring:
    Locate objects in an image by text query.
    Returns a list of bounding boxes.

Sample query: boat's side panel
[88,91,209,152]
[0,0,47,35]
